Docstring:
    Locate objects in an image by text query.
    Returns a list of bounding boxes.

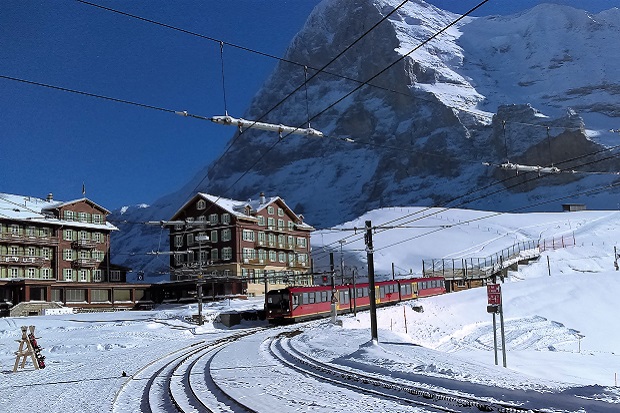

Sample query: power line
[74,0,412,100]
[0,74,175,114]
[311,144,620,261]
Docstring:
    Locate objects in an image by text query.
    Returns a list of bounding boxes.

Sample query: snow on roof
[173,192,314,230]
[0,192,118,231]
[44,197,111,214]
[200,192,280,218]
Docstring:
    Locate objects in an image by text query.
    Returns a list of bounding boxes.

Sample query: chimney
[259,192,266,205]
[46,193,53,202]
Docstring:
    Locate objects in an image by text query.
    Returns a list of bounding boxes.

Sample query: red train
[266,276,446,323]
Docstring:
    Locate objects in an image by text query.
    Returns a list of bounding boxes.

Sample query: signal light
[322,275,328,284]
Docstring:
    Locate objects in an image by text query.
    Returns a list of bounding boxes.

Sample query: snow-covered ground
[1,208,619,412]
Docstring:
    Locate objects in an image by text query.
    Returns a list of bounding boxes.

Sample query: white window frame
[242,229,255,242]
[222,213,230,224]
[197,199,206,210]
[64,249,74,261]
[64,269,74,281]
[93,270,102,282]
[222,247,232,261]
[41,268,52,279]
[222,229,232,242]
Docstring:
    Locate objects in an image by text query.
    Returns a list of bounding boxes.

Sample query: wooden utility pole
[365,220,378,343]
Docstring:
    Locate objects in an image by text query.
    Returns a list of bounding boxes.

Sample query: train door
[413,281,419,298]
[338,289,349,311]
[375,286,381,304]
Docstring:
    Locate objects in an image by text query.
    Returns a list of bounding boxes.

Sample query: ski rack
[13,325,46,372]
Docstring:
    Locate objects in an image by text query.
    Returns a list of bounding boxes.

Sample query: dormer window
[197,199,206,210]
[278,208,284,217]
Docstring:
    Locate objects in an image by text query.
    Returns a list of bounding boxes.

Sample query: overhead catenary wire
[149,0,416,243]
[311,144,620,262]
[7,2,617,268]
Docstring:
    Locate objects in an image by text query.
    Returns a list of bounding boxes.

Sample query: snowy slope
[111,0,620,274]
[2,208,620,412]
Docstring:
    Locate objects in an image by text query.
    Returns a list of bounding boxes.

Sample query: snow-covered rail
[268,333,544,413]
[112,328,267,413]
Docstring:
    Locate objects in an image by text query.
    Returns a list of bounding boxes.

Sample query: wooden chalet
[168,192,314,296]
[0,192,152,316]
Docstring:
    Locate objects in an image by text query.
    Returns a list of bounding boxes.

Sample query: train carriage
[266,275,447,324]
[415,276,446,297]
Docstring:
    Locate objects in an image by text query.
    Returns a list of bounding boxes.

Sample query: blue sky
[1,0,616,211]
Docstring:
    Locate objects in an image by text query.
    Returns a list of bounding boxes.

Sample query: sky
[1,0,618,211]
[1,207,619,412]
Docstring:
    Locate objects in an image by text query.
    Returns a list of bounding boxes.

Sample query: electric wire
[74,0,413,100]
[7,1,617,271]
[0,74,175,114]
[311,145,620,262]
[139,0,416,260]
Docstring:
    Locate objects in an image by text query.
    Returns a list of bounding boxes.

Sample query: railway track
[112,328,266,413]
[266,331,546,413]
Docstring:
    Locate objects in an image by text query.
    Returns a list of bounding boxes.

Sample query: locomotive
[266,276,446,323]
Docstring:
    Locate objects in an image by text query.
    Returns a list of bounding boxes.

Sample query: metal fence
[422,234,575,280]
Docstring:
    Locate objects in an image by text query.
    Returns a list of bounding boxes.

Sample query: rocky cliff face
[111,0,620,276]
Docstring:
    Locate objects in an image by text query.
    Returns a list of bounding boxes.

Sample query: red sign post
[486,283,506,368]
[487,284,502,306]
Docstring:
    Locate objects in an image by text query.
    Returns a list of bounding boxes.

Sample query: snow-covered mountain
[111,0,620,275]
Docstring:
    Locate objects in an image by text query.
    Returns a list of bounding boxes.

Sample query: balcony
[73,239,98,249]
[0,233,59,246]
[0,255,49,267]
[72,258,99,268]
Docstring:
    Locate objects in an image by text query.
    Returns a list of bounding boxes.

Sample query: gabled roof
[0,192,117,231]
[43,197,111,214]
[170,192,314,230]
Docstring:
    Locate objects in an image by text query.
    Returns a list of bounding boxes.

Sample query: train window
[401,283,411,295]
[389,284,395,293]
[308,293,315,304]
[356,288,363,298]
[363,287,369,297]
[321,291,328,302]
[339,290,349,304]
[302,293,309,305]
[293,295,299,305]
[380,286,386,298]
